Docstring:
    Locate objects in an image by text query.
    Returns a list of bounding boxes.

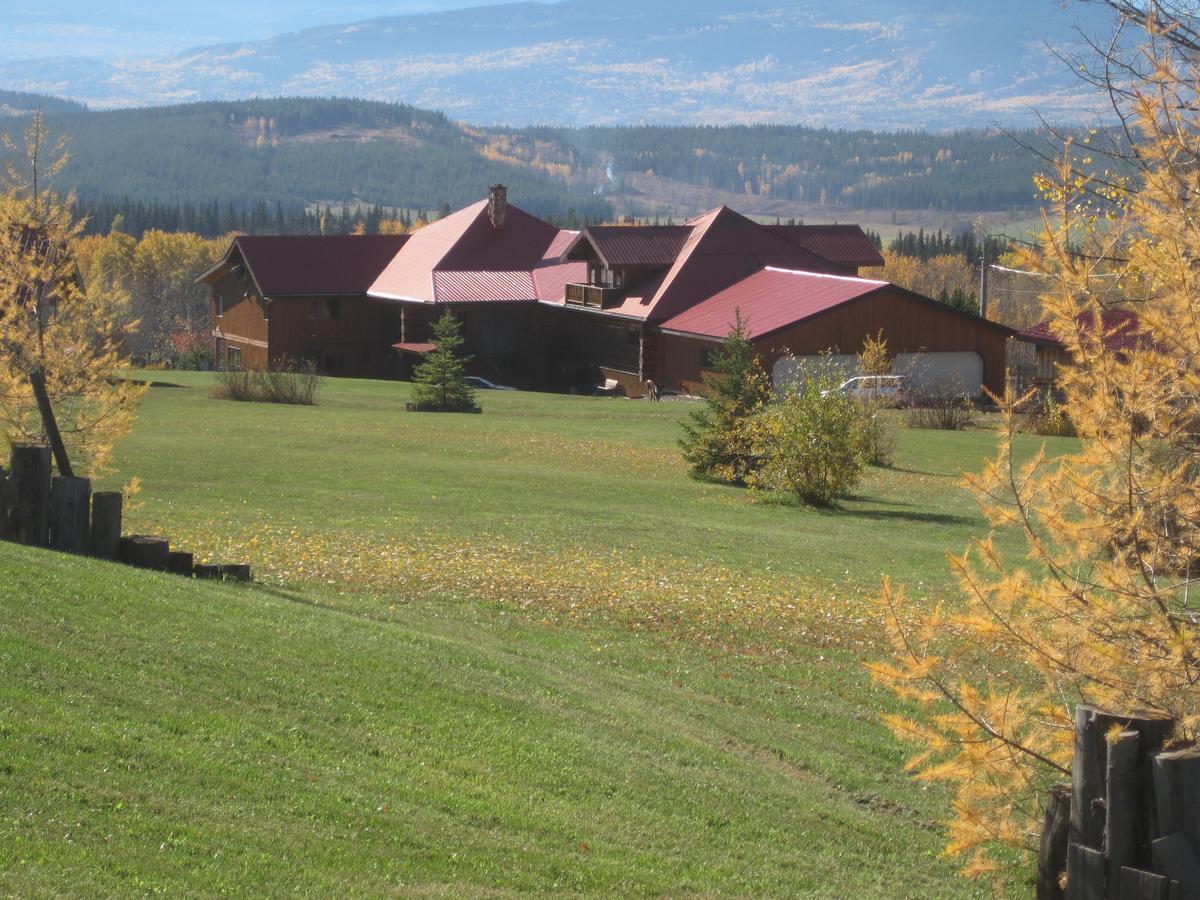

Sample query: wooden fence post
[1068,706,1176,900]
[0,465,13,541]
[117,535,169,571]
[1040,784,1072,900]
[167,551,194,576]
[9,445,51,547]
[1107,731,1142,898]
[89,492,122,560]
[1151,747,1200,898]
[49,476,91,554]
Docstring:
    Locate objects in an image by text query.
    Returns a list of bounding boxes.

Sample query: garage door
[771,354,856,395]
[772,351,984,396]
[894,352,983,394]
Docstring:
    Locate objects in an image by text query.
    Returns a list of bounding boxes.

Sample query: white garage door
[771,354,856,395]
[772,351,984,396]
[894,352,984,394]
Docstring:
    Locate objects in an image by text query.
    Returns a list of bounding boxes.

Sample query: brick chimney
[488,184,507,230]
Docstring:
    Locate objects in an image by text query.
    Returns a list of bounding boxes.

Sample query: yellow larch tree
[870,15,1200,880]
[0,112,143,475]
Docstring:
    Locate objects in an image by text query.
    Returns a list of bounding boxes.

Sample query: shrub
[211,359,321,405]
[679,312,770,484]
[904,377,976,430]
[410,311,478,412]
[862,407,899,466]
[1023,389,1076,437]
[748,372,868,506]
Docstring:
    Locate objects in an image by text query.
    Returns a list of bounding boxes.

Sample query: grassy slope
[2,374,1072,895]
[2,545,962,896]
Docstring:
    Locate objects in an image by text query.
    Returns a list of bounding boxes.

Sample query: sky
[0,0,553,63]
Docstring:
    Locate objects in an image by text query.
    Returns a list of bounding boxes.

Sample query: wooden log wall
[0,444,251,582]
[1038,705,1200,900]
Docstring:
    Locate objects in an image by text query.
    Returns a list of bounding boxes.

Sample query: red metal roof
[643,207,831,323]
[368,200,567,304]
[198,235,410,296]
[391,342,436,354]
[432,270,537,303]
[564,226,693,267]
[767,225,885,268]
[659,267,889,340]
[1018,308,1145,352]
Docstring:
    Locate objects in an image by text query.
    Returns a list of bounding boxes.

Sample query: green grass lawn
[1,373,1073,896]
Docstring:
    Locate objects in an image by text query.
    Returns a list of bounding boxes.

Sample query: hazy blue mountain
[0,0,1114,128]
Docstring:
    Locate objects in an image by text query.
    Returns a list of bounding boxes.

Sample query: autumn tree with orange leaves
[870,9,1200,882]
[0,112,142,474]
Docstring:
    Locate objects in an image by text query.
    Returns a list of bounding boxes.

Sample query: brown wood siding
[660,287,1010,396]
[266,296,404,378]
[212,275,269,369]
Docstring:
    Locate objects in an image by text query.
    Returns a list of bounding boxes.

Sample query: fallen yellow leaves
[135,513,880,654]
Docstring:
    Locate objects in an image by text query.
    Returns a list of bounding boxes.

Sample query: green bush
[748,372,868,507]
[862,406,899,467]
[1024,389,1076,437]
[904,378,976,430]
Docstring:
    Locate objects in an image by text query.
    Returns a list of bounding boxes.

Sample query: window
[227,346,242,370]
[702,347,723,369]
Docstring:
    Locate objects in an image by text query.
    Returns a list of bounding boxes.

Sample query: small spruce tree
[411,311,477,412]
[678,312,770,484]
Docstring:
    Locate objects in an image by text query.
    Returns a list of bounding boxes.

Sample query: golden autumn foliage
[0,113,143,474]
[870,24,1200,878]
[865,250,976,304]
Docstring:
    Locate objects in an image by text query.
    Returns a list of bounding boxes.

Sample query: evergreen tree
[411,311,477,412]
[678,312,770,484]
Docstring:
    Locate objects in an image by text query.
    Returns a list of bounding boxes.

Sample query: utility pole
[979,240,990,320]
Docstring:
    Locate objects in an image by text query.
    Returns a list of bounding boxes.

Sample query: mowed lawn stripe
[0,545,970,896]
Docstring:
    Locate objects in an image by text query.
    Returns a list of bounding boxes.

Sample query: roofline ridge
[762,265,888,285]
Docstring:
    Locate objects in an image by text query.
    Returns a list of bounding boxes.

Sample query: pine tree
[410,311,477,413]
[678,312,769,484]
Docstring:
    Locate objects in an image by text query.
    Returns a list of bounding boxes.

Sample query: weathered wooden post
[89,491,122,560]
[1040,784,1072,899]
[117,535,169,571]
[1066,706,1176,900]
[9,445,52,547]
[1150,747,1200,895]
[0,465,14,541]
[219,563,251,582]
[167,550,194,576]
[49,476,91,554]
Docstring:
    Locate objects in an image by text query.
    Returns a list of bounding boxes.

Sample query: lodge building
[200,186,1013,397]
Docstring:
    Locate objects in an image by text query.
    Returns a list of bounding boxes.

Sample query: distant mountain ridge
[0,95,1054,238]
[0,0,1113,129]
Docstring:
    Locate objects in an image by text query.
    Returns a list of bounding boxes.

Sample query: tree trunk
[28,367,73,478]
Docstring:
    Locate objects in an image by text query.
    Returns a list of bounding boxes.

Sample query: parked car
[464,376,517,391]
[822,375,907,401]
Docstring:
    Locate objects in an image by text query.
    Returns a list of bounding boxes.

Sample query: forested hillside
[0,95,1060,236]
